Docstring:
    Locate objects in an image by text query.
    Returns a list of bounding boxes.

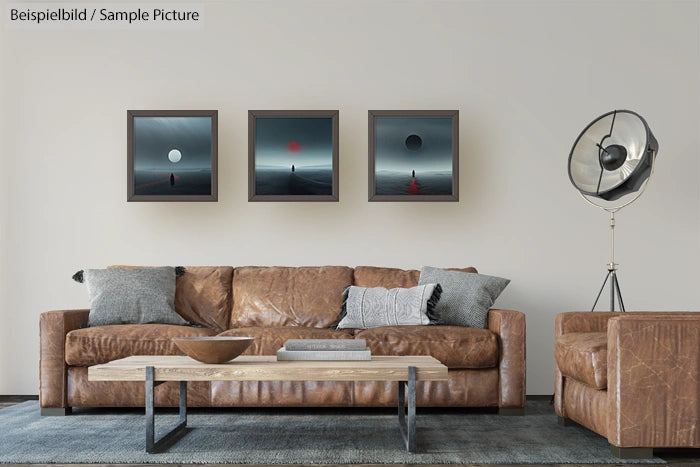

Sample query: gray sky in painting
[133,117,212,171]
[255,117,332,167]
[374,117,453,172]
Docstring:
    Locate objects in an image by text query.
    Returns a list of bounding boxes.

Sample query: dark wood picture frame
[368,110,459,202]
[248,110,339,202]
[127,110,218,202]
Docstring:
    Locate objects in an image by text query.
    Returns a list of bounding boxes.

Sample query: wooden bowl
[172,336,254,364]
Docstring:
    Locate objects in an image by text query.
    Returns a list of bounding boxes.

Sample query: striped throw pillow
[334,283,442,330]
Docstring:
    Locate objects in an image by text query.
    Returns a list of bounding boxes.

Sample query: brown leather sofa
[554,311,700,458]
[40,266,525,415]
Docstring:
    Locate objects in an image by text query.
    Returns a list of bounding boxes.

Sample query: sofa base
[498,407,524,416]
[610,446,654,459]
[61,365,509,409]
[40,407,71,416]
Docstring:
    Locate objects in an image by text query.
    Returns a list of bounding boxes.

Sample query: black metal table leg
[145,366,188,453]
[397,365,417,453]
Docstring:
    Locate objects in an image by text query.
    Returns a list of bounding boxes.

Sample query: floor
[1,396,698,467]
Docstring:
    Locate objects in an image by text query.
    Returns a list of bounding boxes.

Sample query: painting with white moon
[369,110,459,202]
[127,110,218,201]
[248,110,339,201]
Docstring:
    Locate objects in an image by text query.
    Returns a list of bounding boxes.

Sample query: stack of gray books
[276,339,371,361]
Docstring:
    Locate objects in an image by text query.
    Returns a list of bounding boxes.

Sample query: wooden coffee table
[88,355,448,453]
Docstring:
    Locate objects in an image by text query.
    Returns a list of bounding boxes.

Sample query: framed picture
[368,110,459,201]
[127,110,218,202]
[248,110,339,201]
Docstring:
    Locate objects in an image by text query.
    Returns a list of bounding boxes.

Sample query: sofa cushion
[335,284,441,329]
[65,324,216,366]
[230,266,353,328]
[78,267,187,327]
[355,325,499,369]
[353,266,478,289]
[418,266,510,328]
[555,332,608,390]
[174,266,234,332]
[110,266,234,333]
[218,327,354,355]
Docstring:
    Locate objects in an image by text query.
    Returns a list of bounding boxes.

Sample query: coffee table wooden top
[88,355,448,382]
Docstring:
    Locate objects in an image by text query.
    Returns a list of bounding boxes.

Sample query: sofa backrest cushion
[174,266,234,332]
[231,266,354,328]
[353,266,478,289]
[109,265,234,333]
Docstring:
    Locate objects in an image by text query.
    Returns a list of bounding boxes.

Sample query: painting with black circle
[369,110,459,201]
[127,110,218,202]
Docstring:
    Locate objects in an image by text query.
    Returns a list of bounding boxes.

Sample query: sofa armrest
[488,309,525,408]
[606,314,700,448]
[39,309,89,408]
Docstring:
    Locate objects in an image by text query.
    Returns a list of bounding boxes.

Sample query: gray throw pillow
[418,266,509,328]
[76,267,188,326]
[334,283,442,330]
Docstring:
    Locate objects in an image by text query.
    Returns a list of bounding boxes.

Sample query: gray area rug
[0,400,664,464]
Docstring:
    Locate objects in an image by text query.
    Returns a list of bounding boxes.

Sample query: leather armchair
[554,312,700,458]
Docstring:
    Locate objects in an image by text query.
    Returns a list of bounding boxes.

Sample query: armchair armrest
[554,312,617,415]
[555,311,620,336]
[488,309,525,408]
[39,309,89,408]
[607,314,700,448]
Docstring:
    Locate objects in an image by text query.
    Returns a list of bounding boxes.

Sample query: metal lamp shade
[568,110,658,201]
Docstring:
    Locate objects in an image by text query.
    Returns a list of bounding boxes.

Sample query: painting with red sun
[249,110,339,201]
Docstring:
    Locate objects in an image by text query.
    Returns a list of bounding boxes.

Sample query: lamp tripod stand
[591,211,625,311]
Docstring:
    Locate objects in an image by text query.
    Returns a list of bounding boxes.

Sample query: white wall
[1,0,699,395]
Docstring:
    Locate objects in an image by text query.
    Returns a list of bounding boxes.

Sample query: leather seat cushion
[65,324,217,366]
[353,266,477,289]
[555,332,608,389]
[230,266,353,328]
[217,327,354,355]
[355,325,498,369]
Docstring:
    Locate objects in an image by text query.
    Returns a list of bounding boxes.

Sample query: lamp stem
[609,211,616,272]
